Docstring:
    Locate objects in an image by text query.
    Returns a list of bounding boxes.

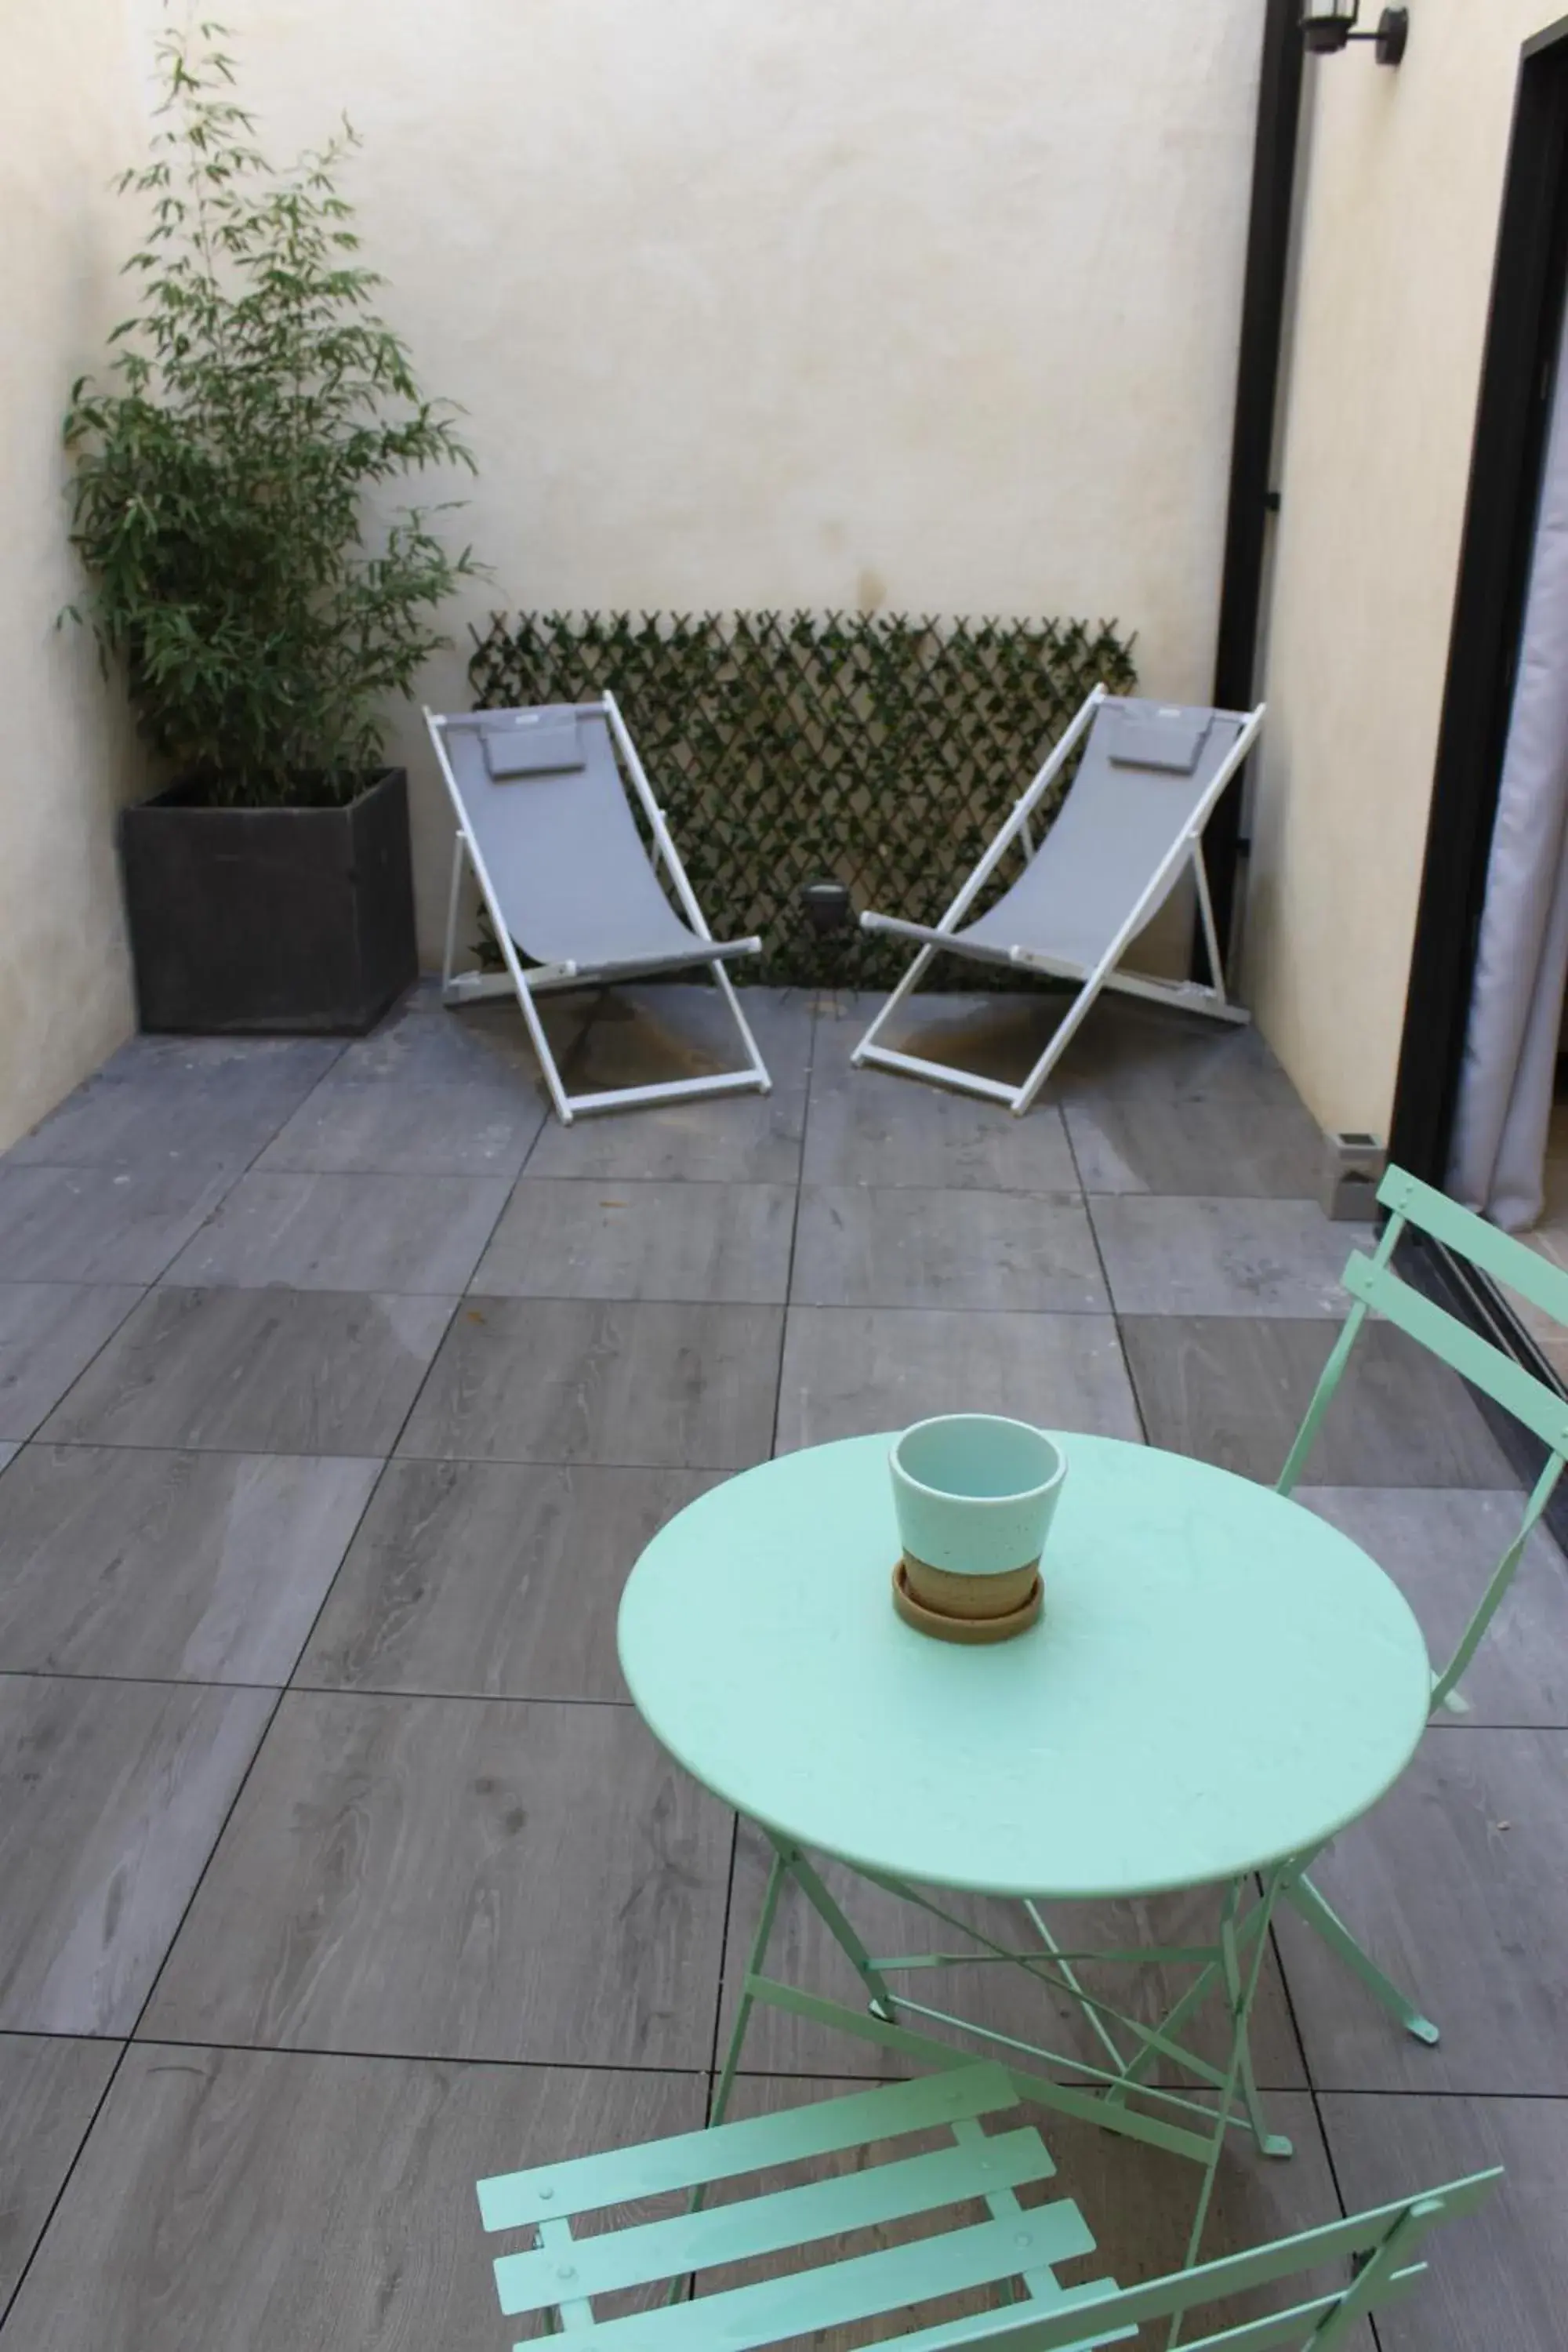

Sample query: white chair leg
[1010,976,1102,1115]
[852,943,939,1065]
[441,832,466,1000]
[710,960,773,1094]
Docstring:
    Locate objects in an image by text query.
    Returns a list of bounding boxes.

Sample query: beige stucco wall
[1247,5,1553,1138]
[0,1,148,1151]
[222,0,1265,961]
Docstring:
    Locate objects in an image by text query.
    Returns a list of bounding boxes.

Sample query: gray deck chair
[854,686,1266,1114]
[426,695,771,1123]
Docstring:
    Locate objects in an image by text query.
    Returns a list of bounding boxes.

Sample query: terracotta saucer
[891,1561,1043,1646]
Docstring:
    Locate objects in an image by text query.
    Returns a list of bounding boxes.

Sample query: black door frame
[1388,14,1568,1183]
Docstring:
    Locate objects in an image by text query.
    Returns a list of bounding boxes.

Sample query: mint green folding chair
[1112,1163,1568,2069]
[1271,1162,1568,2042]
[474,1986,1498,2352]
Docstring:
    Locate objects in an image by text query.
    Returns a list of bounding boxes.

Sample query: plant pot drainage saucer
[891,1562,1044,1645]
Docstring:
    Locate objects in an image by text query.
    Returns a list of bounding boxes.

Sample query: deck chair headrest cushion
[481,714,587,780]
[1107,707,1212,775]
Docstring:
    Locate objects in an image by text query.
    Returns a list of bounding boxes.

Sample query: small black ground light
[800,880,855,1007]
[800,880,853,938]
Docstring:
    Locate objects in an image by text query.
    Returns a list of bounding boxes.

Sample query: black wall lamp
[1302,2,1409,64]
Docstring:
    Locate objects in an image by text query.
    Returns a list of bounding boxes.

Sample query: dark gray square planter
[119,767,418,1034]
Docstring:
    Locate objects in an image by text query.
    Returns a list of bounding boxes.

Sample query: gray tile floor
[0,981,1563,2348]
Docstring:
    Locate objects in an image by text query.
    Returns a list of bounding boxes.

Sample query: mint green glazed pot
[889,1414,1065,1581]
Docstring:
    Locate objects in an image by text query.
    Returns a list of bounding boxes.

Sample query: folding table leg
[1102,1858,1295,2117]
[1286,1871,1440,2045]
[710,1844,790,2131]
[1218,1894,1292,2162]
[786,1846,901,2022]
[1166,1870,1288,2348]
[1024,1897,1131,2074]
[709,1841,895,2132]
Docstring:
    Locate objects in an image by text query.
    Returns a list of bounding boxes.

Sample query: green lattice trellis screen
[467,610,1138,988]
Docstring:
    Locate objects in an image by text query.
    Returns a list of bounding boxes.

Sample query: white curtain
[1447,295,1568,1232]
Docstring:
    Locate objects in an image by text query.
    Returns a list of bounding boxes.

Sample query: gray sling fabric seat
[426,696,771,1123]
[855,687,1266,1115]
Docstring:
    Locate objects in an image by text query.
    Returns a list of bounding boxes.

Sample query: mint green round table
[619,1430,1432,2229]
[619,1432,1432,1904]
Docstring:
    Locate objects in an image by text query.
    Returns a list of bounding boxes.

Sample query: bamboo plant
[64,16,480,806]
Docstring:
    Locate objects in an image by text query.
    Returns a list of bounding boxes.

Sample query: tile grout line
[1258,1865,1334,2174]
[0,1044,361,1445]
[433,981,614,1277]
[110,1036,354,1279]
[706,1820,744,2121]
[1303,2074,1386,2352]
[0,1065,354,1187]
[0,1435,789,1471]
[1,1664,1563,1738]
[114,1680,289,2049]
[6,1285,1356,1318]
[237,977,572,1180]
[4,1041,363,1439]
[0,2034,133,2336]
[1061,1098,1150,1445]
[151,1014,543,1288]
[0,1282,152,1450]
[0,2027,1334,2093]
[154,1180,531,1296]
[700,989,821,2103]
[10,2023,1566,2102]
[4,1431,1524,1484]
[514,984,616,1177]
[772,987,822,1450]
[484,985,600,1184]
[83,1283,1140,1313]
[0,1167,1243,1200]
[46,2034,724,2078]
[270,1479,409,1699]
[0,1665,646,1707]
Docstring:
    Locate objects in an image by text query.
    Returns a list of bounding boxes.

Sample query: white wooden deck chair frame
[425,694,772,1125]
[854,685,1267,1116]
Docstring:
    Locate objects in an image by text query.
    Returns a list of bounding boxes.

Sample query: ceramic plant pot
[888,1414,1065,1644]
